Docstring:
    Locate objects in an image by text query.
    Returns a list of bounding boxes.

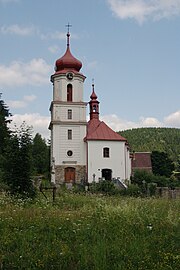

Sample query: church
[49,29,131,185]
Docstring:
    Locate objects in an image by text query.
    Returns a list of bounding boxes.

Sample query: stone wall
[156,187,180,199]
[55,165,86,184]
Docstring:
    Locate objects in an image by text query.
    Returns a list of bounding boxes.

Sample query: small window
[68,129,72,140]
[68,109,72,119]
[103,147,110,158]
[67,84,72,102]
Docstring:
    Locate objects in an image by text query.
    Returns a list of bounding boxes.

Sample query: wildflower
[147,224,153,230]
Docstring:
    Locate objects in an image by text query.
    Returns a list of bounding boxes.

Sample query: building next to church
[49,30,131,185]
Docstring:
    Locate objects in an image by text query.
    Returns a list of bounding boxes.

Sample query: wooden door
[65,167,75,183]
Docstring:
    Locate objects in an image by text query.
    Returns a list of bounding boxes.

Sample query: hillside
[119,127,180,163]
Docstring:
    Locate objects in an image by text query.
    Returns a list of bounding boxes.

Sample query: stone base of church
[55,165,86,185]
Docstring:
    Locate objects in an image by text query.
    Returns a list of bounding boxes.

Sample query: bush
[120,184,141,197]
[89,180,116,195]
[131,169,180,191]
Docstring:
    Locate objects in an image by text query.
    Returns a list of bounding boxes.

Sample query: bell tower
[89,83,100,120]
[49,26,87,184]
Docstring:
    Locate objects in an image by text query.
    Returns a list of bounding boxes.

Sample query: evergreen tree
[0,94,11,184]
[151,151,175,177]
[4,123,36,198]
[0,93,11,154]
[32,133,50,175]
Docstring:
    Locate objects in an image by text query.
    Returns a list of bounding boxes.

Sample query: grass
[0,191,179,269]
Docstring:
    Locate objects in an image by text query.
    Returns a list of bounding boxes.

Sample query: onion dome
[55,32,82,73]
[90,83,98,100]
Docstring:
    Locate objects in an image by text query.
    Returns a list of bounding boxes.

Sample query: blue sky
[0,0,180,139]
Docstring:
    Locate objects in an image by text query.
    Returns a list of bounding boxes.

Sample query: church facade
[49,30,131,185]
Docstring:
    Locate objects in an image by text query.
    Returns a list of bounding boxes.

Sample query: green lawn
[0,191,179,270]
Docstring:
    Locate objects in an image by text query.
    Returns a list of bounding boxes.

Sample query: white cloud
[164,110,180,127]
[24,95,37,102]
[40,31,78,41]
[0,58,52,87]
[101,114,137,130]
[107,0,180,24]
[86,60,98,70]
[139,116,163,127]
[0,24,36,36]
[48,45,60,54]
[7,100,27,109]
[100,112,180,131]
[7,95,37,109]
[9,113,50,140]
[40,31,66,40]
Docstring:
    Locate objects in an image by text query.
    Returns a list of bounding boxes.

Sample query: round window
[67,150,73,157]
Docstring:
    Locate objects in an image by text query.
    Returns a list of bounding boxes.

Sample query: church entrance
[102,169,112,181]
[65,167,75,183]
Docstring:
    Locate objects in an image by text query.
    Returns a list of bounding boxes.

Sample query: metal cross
[65,23,72,33]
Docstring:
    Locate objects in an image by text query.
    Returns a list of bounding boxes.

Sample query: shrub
[120,184,141,197]
[89,180,116,195]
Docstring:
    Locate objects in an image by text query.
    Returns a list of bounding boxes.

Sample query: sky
[0,0,180,140]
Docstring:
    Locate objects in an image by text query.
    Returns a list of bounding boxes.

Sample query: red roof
[85,118,127,141]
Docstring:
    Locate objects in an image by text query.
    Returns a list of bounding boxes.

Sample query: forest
[119,127,180,164]
[0,94,50,197]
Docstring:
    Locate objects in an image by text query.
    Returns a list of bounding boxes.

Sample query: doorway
[102,169,112,181]
[65,167,75,183]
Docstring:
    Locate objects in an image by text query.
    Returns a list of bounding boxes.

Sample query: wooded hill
[119,128,180,163]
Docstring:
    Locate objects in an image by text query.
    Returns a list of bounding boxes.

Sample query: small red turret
[89,83,99,120]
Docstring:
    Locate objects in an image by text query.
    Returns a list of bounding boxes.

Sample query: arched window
[103,147,110,158]
[67,84,72,102]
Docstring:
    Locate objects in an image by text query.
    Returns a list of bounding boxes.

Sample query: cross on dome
[65,23,72,47]
[65,22,72,34]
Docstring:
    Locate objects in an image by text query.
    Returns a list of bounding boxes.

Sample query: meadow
[0,191,179,270]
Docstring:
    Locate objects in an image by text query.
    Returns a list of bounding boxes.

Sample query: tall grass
[0,192,179,269]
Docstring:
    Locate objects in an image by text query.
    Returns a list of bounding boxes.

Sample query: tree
[32,133,50,175]
[3,123,36,198]
[0,93,11,154]
[151,151,174,177]
[0,94,11,184]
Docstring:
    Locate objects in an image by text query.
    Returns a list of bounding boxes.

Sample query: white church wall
[53,76,84,102]
[87,140,128,183]
[53,78,64,101]
[73,79,84,102]
[52,125,86,166]
[53,104,86,122]
[124,146,132,182]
